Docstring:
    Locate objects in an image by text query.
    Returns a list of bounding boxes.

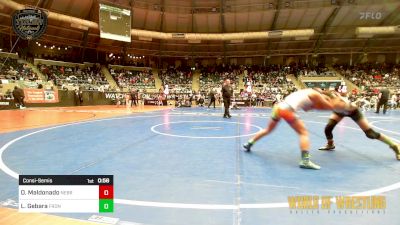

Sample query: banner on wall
[104,92,126,100]
[232,99,249,107]
[144,99,167,105]
[303,81,342,90]
[0,100,17,110]
[24,89,59,103]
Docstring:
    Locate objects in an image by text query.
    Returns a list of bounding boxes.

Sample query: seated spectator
[159,65,193,95]
[39,63,108,91]
[334,62,400,95]
[295,64,336,77]
[111,67,155,90]
[200,64,242,94]
[0,59,39,81]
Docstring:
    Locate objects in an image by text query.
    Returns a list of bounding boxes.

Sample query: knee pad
[365,129,380,139]
[324,119,338,140]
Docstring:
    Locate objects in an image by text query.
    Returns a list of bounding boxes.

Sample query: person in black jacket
[221,79,233,118]
[208,89,216,108]
[131,89,137,107]
[12,86,26,109]
[375,87,390,114]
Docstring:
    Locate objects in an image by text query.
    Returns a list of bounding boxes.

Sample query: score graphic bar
[19,175,114,213]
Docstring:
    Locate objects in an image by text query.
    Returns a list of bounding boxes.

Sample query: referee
[222,79,233,118]
[375,87,389,114]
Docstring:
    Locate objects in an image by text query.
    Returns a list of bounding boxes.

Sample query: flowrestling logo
[359,11,384,20]
[12,9,48,40]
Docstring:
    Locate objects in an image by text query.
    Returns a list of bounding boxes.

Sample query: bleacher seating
[199,64,242,93]
[159,66,192,94]
[296,64,336,77]
[0,59,39,82]
[110,67,155,90]
[334,63,400,93]
[242,65,297,103]
[39,63,108,91]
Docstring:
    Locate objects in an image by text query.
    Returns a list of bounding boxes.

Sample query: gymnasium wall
[0,90,115,110]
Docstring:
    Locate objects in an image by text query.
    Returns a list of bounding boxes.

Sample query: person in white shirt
[354,95,371,111]
[275,93,282,103]
[389,94,398,109]
[370,95,378,109]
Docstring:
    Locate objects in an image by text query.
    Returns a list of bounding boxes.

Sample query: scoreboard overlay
[19,175,113,213]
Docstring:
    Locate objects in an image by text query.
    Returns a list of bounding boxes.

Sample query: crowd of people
[111,68,155,90]
[159,66,193,94]
[0,59,39,82]
[334,63,400,93]
[348,91,399,112]
[2,55,400,112]
[296,64,336,77]
[39,63,109,91]
[199,64,242,93]
[331,63,400,111]
[241,65,297,106]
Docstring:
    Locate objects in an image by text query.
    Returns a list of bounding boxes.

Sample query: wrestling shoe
[299,160,321,170]
[243,143,252,152]
[390,144,400,160]
[318,144,335,151]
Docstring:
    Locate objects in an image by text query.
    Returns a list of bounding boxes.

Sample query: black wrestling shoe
[228,115,232,118]
[318,144,335,151]
[243,143,252,152]
[223,115,228,118]
[390,144,400,160]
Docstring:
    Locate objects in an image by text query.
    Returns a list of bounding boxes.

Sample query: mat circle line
[151,121,263,138]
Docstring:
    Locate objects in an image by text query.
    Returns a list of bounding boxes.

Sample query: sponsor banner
[144,99,167,105]
[303,81,341,90]
[105,92,154,102]
[268,30,283,37]
[232,100,249,107]
[24,89,59,103]
[172,33,186,39]
[0,100,17,110]
[104,92,126,100]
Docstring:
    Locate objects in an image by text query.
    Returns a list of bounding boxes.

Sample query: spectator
[12,86,25,109]
[208,89,216,108]
[375,87,390,114]
[74,89,83,106]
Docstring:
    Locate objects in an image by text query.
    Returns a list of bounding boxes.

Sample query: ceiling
[0,0,399,58]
